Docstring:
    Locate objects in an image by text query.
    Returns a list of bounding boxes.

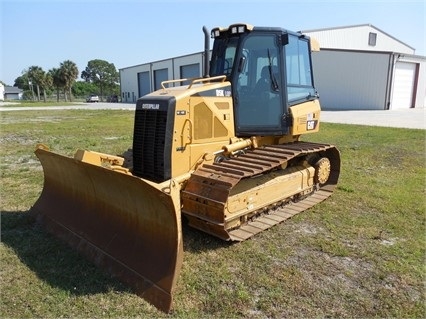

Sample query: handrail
[188,75,227,89]
[161,78,191,89]
[160,75,227,90]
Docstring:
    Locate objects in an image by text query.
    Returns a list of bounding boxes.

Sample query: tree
[27,66,45,101]
[81,69,91,82]
[49,68,64,102]
[40,72,53,102]
[59,60,78,102]
[72,81,98,98]
[81,59,119,101]
[14,75,29,89]
[14,73,34,100]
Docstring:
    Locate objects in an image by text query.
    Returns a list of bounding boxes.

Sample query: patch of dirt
[2,155,42,171]
[293,222,324,235]
[0,134,38,145]
[0,115,75,125]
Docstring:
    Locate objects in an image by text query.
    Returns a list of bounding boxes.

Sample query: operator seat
[255,66,271,93]
[252,65,281,126]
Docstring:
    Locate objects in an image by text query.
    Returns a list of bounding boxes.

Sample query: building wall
[119,52,205,103]
[0,83,4,100]
[417,61,426,108]
[4,93,22,100]
[120,64,148,103]
[312,50,425,110]
[172,53,205,83]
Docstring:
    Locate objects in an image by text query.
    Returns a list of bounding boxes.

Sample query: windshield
[209,37,239,78]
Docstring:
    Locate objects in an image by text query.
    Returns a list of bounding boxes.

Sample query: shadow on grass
[1,210,130,296]
[1,210,230,297]
[181,219,232,254]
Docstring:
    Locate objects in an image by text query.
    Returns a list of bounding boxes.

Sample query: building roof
[301,23,415,51]
[5,86,23,94]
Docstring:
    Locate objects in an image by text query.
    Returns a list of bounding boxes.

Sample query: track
[182,141,340,241]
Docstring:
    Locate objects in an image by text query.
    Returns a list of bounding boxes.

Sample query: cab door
[233,32,287,136]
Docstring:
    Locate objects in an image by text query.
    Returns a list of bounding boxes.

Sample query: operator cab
[209,24,317,137]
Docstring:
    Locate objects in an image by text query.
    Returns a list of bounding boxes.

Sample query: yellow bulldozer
[31,24,340,312]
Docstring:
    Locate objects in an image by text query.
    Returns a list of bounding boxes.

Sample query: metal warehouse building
[303,24,425,110]
[119,24,425,110]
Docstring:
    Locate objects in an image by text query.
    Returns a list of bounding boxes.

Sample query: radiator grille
[132,109,169,182]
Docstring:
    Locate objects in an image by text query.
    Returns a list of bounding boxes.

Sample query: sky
[1,0,425,86]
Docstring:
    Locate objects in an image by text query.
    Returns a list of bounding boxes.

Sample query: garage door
[392,62,416,109]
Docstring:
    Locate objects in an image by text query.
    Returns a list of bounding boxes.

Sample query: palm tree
[49,68,64,102]
[59,60,78,102]
[28,66,52,102]
[40,72,53,102]
[27,66,44,101]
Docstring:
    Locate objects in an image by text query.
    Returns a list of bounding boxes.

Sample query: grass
[1,109,425,318]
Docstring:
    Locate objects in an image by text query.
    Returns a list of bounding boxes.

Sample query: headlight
[211,28,221,38]
[230,24,247,34]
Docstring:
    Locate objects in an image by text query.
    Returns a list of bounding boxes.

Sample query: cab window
[285,35,315,103]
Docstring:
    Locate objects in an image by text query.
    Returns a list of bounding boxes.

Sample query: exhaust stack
[202,26,210,77]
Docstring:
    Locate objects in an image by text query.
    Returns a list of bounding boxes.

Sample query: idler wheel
[314,157,331,184]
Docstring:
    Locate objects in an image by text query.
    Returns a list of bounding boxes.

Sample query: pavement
[0,102,424,130]
[0,102,136,111]
[320,108,425,130]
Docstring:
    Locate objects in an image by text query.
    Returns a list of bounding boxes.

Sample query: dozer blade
[30,148,183,313]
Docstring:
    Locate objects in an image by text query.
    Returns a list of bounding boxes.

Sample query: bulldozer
[31,23,340,312]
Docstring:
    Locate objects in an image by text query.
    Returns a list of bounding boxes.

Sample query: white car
[86,95,99,103]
